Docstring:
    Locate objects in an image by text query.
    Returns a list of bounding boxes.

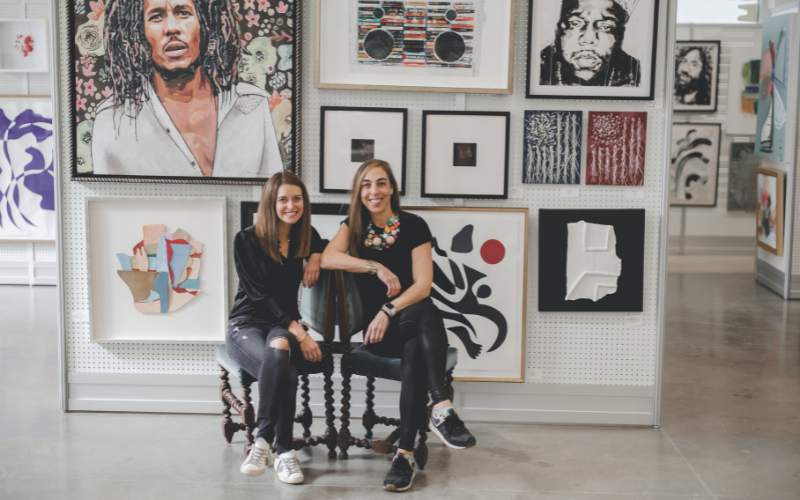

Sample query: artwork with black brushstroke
[669,123,720,207]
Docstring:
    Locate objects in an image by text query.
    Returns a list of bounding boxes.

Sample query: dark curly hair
[103,0,241,116]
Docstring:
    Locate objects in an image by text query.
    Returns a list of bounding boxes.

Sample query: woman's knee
[269,337,290,350]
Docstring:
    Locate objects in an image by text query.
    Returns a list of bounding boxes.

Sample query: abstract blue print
[523,110,582,185]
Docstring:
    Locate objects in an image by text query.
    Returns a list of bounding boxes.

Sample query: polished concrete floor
[1,274,799,499]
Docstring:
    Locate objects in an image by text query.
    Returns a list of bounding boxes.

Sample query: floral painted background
[72,0,297,175]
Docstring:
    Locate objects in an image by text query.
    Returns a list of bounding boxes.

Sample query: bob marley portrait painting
[70,0,300,182]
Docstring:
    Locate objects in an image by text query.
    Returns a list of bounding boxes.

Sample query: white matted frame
[85,197,228,343]
[315,0,516,93]
[407,207,528,382]
[0,18,48,73]
[669,123,721,207]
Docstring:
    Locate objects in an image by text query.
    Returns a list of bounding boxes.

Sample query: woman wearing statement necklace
[227,171,326,485]
[322,160,476,492]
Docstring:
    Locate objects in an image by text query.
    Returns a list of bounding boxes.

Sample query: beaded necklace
[365,214,401,251]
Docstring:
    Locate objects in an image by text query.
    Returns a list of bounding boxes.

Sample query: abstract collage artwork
[356,1,479,68]
[725,47,762,135]
[0,101,55,239]
[586,112,647,186]
[756,14,793,162]
[522,111,582,185]
[116,225,202,313]
[70,0,300,181]
[669,124,721,207]
[727,143,758,212]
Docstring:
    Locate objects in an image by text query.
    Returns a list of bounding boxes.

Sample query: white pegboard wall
[59,0,671,385]
[0,243,32,261]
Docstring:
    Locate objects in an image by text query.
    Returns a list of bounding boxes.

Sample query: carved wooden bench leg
[363,375,377,439]
[323,348,339,458]
[296,374,313,439]
[338,340,353,460]
[241,381,256,448]
[220,366,236,443]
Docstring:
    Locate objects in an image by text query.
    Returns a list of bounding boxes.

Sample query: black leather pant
[226,316,323,454]
[366,299,449,451]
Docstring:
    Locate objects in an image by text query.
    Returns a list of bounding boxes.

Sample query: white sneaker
[240,437,271,476]
[274,450,304,484]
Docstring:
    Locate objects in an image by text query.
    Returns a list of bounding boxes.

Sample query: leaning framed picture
[755,167,785,256]
[320,107,407,194]
[673,41,720,113]
[316,0,516,94]
[69,0,302,183]
[526,0,659,100]
[406,207,528,382]
[86,197,228,342]
[669,123,721,207]
[421,111,510,199]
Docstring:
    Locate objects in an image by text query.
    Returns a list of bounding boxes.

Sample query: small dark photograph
[351,139,376,163]
[453,143,478,167]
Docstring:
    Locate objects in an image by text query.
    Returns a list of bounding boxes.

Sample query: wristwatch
[382,302,396,317]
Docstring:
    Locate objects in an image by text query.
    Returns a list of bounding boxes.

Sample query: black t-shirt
[229,225,327,327]
[344,212,432,326]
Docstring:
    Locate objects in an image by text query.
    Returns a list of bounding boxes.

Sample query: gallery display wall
[52,0,675,424]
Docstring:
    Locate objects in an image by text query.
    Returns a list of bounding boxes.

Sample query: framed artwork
[728,143,758,212]
[673,41,720,113]
[526,0,659,100]
[725,47,762,135]
[86,197,228,342]
[316,0,516,94]
[320,107,408,194]
[755,167,785,256]
[69,0,302,183]
[421,111,510,198]
[585,111,647,186]
[669,123,721,207]
[756,14,796,162]
[0,19,48,73]
[0,100,55,241]
[539,209,645,312]
[406,207,528,382]
[523,110,582,185]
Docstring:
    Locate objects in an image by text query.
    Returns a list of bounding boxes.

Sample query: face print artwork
[669,124,721,207]
[673,41,720,112]
[585,111,647,186]
[523,110,582,185]
[71,0,299,181]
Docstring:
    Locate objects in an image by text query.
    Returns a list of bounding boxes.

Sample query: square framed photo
[669,123,721,207]
[316,0,516,94]
[756,167,785,256]
[0,19,48,73]
[320,107,408,194]
[69,0,302,183]
[526,0,659,100]
[422,111,510,198]
[673,41,720,113]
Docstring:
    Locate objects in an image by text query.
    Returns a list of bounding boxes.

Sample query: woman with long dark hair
[321,160,476,492]
[227,171,325,484]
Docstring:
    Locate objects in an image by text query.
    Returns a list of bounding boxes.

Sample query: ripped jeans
[226,316,323,454]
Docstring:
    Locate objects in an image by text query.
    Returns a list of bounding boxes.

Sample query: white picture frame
[316,0,516,93]
[86,197,228,343]
[0,19,48,73]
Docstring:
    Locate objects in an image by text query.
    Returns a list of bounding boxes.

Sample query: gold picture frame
[755,167,785,256]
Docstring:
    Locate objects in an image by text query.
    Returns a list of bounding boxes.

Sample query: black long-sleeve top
[229,226,327,328]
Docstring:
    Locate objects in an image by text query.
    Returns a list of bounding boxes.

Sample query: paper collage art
[523,111,582,185]
[0,102,55,239]
[586,111,647,186]
[565,221,621,302]
[756,15,792,162]
[116,225,202,313]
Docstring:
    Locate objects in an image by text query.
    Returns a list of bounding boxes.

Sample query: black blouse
[229,226,327,328]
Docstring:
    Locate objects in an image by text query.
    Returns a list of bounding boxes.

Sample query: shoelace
[444,413,467,435]
[245,446,269,466]
[281,456,302,476]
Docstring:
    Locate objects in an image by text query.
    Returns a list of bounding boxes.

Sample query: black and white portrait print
[673,41,720,112]
[527,0,659,99]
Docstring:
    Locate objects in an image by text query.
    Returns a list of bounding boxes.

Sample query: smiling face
[559,0,622,80]
[275,184,304,226]
[360,166,394,216]
[143,0,202,72]
[677,48,703,89]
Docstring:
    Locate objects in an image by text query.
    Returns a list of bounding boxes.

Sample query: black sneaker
[383,453,416,492]
[430,408,477,449]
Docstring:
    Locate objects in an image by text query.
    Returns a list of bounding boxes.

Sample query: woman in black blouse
[227,171,326,485]
[322,160,476,492]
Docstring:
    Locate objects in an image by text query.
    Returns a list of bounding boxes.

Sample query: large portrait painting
[526,0,659,100]
[70,0,301,183]
[673,41,720,113]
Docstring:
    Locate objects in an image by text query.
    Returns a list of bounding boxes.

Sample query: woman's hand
[364,311,390,345]
[289,322,322,362]
[376,263,401,298]
[303,254,322,288]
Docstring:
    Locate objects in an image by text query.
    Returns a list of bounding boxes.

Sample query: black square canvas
[351,139,375,162]
[538,209,645,312]
[453,143,477,166]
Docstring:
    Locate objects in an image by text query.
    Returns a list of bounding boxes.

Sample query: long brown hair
[256,171,312,263]
[347,159,402,258]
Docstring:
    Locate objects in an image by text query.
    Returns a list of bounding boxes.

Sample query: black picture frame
[525,0,660,101]
[69,0,302,184]
[538,209,646,312]
[669,123,722,208]
[319,106,408,195]
[673,41,721,113]
[240,201,348,232]
[421,111,510,199]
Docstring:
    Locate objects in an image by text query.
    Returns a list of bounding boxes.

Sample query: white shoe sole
[276,472,304,484]
[429,421,476,450]
[240,466,266,476]
[383,471,415,492]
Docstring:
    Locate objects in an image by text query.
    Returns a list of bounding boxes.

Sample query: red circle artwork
[480,239,505,265]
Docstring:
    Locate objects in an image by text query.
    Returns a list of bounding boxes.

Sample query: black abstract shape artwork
[451,224,473,253]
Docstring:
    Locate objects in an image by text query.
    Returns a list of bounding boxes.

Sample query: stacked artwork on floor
[0,101,55,239]
[727,143,758,212]
[586,112,648,186]
[116,225,203,314]
[669,124,721,207]
[522,111,582,185]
